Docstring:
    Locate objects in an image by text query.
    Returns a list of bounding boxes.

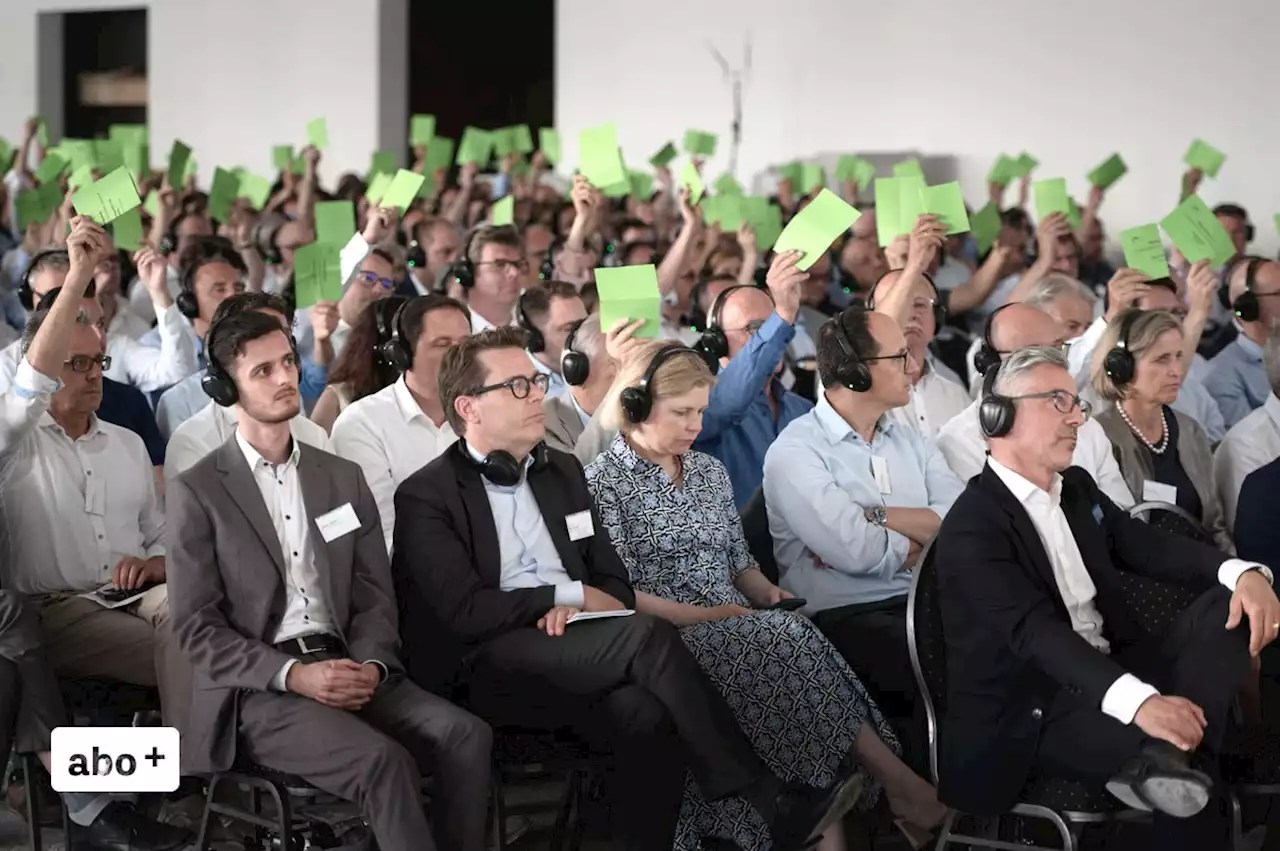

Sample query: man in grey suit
[166,309,491,851]
[543,312,644,464]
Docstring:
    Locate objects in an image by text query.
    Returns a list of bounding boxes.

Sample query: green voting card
[272,145,293,171]
[893,159,924,179]
[491,128,518,158]
[630,171,654,199]
[306,118,329,150]
[365,172,393,205]
[897,176,928,233]
[779,162,803,188]
[512,125,534,154]
[683,130,717,157]
[773,189,860,271]
[595,264,661,339]
[1184,139,1225,178]
[425,137,455,173]
[539,128,561,164]
[1275,213,1280,236]
[1012,153,1039,178]
[0,137,15,173]
[835,155,859,182]
[714,173,744,196]
[111,208,144,252]
[167,140,191,189]
[922,182,971,235]
[237,173,272,211]
[369,151,397,179]
[410,114,436,146]
[315,200,355,247]
[293,242,343,309]
[681,162,704,206]
[17,184,59,230]
[1087,154,1127,190]
[67,164,95,190]
[751,203,784,252]
[601,177,631,199]
[381,169,426,210]
[94,140,124,173]
[1033,178,1071,220]
[62,140,96,172]
[108,124,147,147]
[801,163,826,194]
[36,118,48,148]
[971,202,1002,255]
[144,190,160,219]
[1160,195,1235,265]
[491,195,514,226]
[456,127,493,165]
[836,155,875,191]
[875,178,904,247]
[207,168,239,222]
[72,166,141,225]
[578,123,626,189]
[1120,224,1170,280]
[988,154,1020,186]
[122,143,148,180]
[34,153,68,185]
[649,142,677,168]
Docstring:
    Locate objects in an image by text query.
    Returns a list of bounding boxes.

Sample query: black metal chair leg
[491,774,508,850]
[194,774,221,851]
[261,775,294,850]
[22,753,42,851]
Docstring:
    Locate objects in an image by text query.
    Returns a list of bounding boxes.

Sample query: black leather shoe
[1105,741,1213,817]
[76,801,194,851]
[767,774,866,851]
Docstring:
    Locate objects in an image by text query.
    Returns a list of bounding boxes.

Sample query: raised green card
[72,166,141,225]
[875,178,904,247]
[801,163,826,194]
[1012,153,1039,178]
[272,145,293,171]
[207,168,240,222]
[714,173,744,196]
[315,200,356,247]
[773,189,860,271]
[971,202,1002,255]
[491,195,514,226]
[425,137,455,173]
[365,172,393,205]
[779,162,803,187]
[381,169,426,210]
[1087,154,1127,190]
[922,182,971,235]
[456,127,493,166]
[681,162,704,206]
[369,151,397,179]
[167,140,191,189]
[539,128,561,164]
[306,117,329,150]
[67,164,95,190]
[111,208,144,251]
[410,114,436,146]
[595,264,662,339]
[629,170,654,199]
[293,242,343,309]
[34,153,69,184]
[1119,224,1170,280]
[649,142,678,168]
[237,173,273,211]
[1160,194,1235,265]
[683,130,717,157]
[893,159,924,179]
[1184,139,1225,178]
[578,123,626,189]
[987,154,1020,186]
[1032,178,1071,220]
[512,125,534,154]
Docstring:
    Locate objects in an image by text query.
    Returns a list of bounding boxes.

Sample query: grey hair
[992,345,1070,397]
[1023,274,1096,312]
[1266,324,1280,398]
[569,312,606,362]
[20,308,94,356]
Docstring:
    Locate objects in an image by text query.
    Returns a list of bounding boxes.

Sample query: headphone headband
[829,308,874,393]
[619,344,704,424]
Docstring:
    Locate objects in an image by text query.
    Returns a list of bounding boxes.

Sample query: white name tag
[1142,480,1179,505]
[871,456,892,495]
[566,510,594,541]
[315,503,360,543]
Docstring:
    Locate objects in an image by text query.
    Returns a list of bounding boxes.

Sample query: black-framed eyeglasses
[1009,389,1093,419]
[65,353,111,373]
[864,349,912,373]
[356,271,396,290]
[469,372,551,400]
[476,258,529,274]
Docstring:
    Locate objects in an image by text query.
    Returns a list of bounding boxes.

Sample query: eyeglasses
[476,258,529,274]
[469,372,551,400]
[65,353,111,373]
[1009,389,1093,419]
[356,271,397,290]
[864,349,912,373]
[724,319,767,335]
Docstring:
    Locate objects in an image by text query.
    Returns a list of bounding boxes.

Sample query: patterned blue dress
[585,434,899,851]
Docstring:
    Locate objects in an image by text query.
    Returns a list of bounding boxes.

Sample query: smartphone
[769,598,807,612]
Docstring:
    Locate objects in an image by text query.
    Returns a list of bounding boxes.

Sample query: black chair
[195,764,362,851]
[491,728,592,851]
[906,538,1149,850]
[1128,500,1213,545]
[738,488,779,584]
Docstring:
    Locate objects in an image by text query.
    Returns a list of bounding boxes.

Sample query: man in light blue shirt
[763,304,963,768]
[1205,259,1280,428]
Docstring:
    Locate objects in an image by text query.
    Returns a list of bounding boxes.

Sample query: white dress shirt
[164,402,329,482]
[528,351,566,399]
[988,456,1265,724]
[106,295,152,341]
[1215,393,1280,533]
[109,303,200,393]
[0,358,164,594]
[469,304,517,335]
[887,359,972,439]
[126,265,182,327]
[329,376,457,552]
[466,445,584,607]
[0,339,24,394]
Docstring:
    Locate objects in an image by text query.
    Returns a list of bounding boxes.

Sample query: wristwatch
[864,506,888,527]
[1251,565,1274,585]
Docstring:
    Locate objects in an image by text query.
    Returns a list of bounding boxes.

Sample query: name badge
[871,456,892,495]
[1141,480,1178,505]
[566,510,594,541]
[315,503,360,543]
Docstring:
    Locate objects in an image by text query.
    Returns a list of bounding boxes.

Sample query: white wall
[0,0,407,184]
[557,0,1280,256]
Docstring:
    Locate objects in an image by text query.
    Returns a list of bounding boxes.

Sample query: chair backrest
[738,488,780,584]
[1128,500,1212,545]
[906,536,945,787]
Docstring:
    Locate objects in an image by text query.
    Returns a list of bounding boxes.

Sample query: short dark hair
[1213,203,1249,222]
[437,327,529,436]
[35,281,97,311]
[399,294,470,345]
[25,249,70,283]
[467,225,523,264]
[620,241,657,266]
[179,236,246,294]
[211,291,294,328]
[1146,277,1178,295]
[816,306,879,388]
[208,309,291,376]
[520,280,580,329]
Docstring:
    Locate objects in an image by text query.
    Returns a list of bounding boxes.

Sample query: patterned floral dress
[585,434,899,851]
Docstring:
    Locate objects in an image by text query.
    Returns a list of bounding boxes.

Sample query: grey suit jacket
[166,436,401,774]
[542,392,616,466]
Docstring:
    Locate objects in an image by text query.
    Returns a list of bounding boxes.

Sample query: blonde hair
[1090,308,1183,402]
[601,340,716,432]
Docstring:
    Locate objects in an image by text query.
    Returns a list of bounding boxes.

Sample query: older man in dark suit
[935,345,1280,850]
[166,309,490,851]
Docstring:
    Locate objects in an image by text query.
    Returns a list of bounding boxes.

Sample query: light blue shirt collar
[812,393,894,446]
[1236,333,1264,362]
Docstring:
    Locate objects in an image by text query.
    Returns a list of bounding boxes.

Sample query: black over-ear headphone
[1230,257,1267,323]
[516,290,544,353]
[865,270,947,331]
[694,285,760,369]
[380,299,415,372]
[457,438,550,488]
[620,345,701,424]
[978,362,1016,438]
[973,303,1017,378]
[561,318,589,386]
[830,310,873,393]
[448,229,479,290]
[177,261,202,320]
[201,317,239,407]
[539,242,560,282]
[1102,309,1143,387]
[20,249,70,311]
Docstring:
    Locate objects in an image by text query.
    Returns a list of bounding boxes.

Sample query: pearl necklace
[1118,403,1169,455]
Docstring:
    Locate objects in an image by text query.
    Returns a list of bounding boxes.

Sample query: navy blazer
[1235,455,1280,565]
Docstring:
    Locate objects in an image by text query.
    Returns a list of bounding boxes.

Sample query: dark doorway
[62,7,147,139]
[407,1,554,148]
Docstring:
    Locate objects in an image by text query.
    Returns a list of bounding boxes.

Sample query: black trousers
[1034,587,1252,850]
[813,595,928,773]
[0,591,66,756]
[459,614,770,851]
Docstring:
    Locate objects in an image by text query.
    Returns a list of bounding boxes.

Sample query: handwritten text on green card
[1119,225,1169,280]
[774,189,860,271]
[72,167,141,225]
[1160,195,1235,265]
[595,265,662,339]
